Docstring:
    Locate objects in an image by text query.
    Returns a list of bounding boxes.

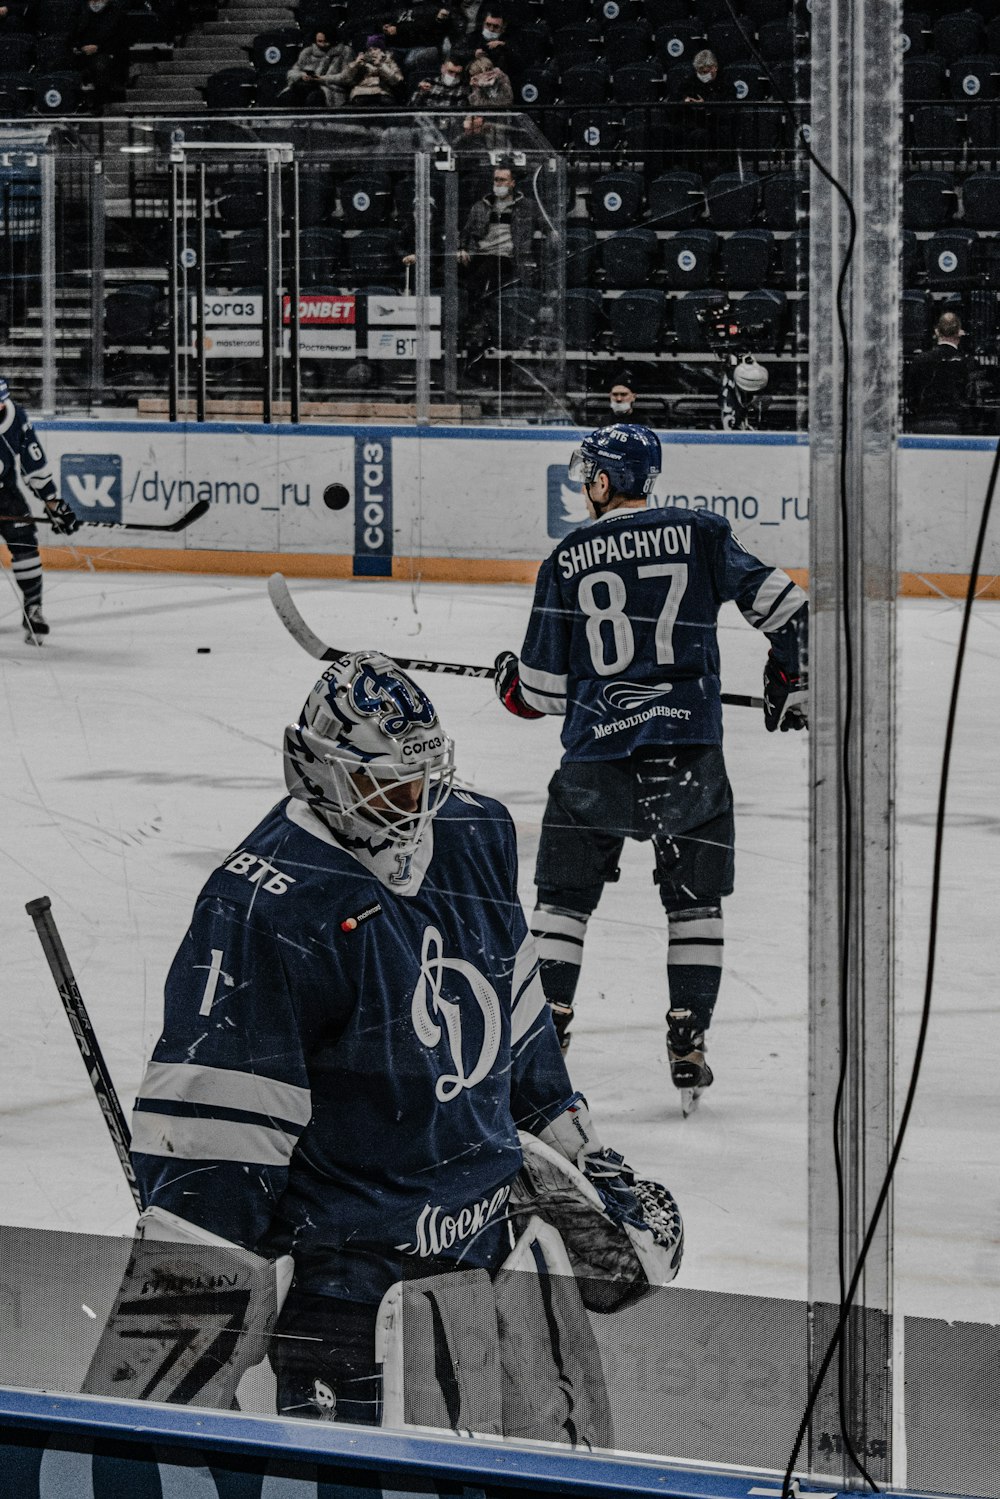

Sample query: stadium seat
[600,227,658,288]
[565,225,597,286]
[620,105,668,162]
[251,30,302,72]
[988,14,1000,52]
[733,103,788,152]
[948,55,1000,100]
[0,33,34,71]
[218,191,266,229]
[901,171,957,229]
[552,25,600,67]
[346,228,401,285]
[902,228,919,285]
[288,171,336,227]
[901,289,932,350]
[542,0,580,30]
[757,18,795,61]
[770,61,809,101]
[299,228,343,286]
[744,0,793,27]
[780,230,809,290]
[911,102,964,150]
[105,285,162,344]
[221,228,269,288]
[564,287,605,349]
[720,61,767,100]
[706,21,754,65]
[491,288,543,350]
[339,174,392,228]
[933,9,984,61]
[761,170,808,231]
[903,54,945,100]
[514,24,552,68]
[648,171,704,228]
[604,21,653,69]
[961,172,1000,228]
[519,67,558,106]
[674,289,726,350]
[570,108,621,157]
[923,228,978,289]
[705,171,761,229]
[255,72,293,108]
[204,68,256,111]
[661,228,719,289]
[608,289,667,352]
[653,22,706,68]
[612,63,662,102]
[587,170,645,228]
[644,0,690,25]
[560,63,609,104]
[719,228,774,290]
[33,72,80,114]
[966,101,1000,147]
[0,72,33,113]
[598,0,641,22]
[901,10,930,54]
[737,287,787,353]
[966,284,996,347]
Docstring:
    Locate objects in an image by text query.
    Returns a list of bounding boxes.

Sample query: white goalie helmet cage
[284,650,456,850]
[732,353,769,394]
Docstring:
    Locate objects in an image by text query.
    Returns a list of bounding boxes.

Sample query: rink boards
[27,423,1000,592]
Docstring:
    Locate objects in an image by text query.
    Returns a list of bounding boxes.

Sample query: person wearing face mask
[676,48,724,104]
[72,0,129,112]
[286,31,354,108]
[458,164,537,371]
[410,56,469,108]
[382,0,458,75]
[605,377,642,425]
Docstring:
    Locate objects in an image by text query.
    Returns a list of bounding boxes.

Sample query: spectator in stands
[0,2,31,33]
[605,375,644,425]
[383,0,457,77]
[330,38,404,106]
[674,48,725,104]
[464,11,522,81]
[459,163,536,297]
[286,31,354,108]
[409,55,468,107]
[467,55,512,108]
[906,311,975,434]
[72,0,130,112]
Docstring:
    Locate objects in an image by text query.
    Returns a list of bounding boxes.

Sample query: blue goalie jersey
[131,791,574,1305]
[519,505,807,760]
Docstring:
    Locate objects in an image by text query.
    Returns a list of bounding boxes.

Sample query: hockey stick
[268,572,766,708]
[0,499,211,534]
[25,895,142,1210]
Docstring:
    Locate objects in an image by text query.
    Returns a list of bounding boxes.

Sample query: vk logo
[546,464,589,538]
[60,454,122,523]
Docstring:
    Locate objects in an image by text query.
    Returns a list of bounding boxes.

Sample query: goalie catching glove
[82,1206,293,1408]
[763,651,808,732]
[513,1097,683,1312]
[494,650,543,720]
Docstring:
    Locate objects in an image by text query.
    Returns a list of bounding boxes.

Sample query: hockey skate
[23,602,49,644]
[667,1013,713,1118]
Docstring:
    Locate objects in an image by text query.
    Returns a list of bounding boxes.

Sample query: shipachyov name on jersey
[558,523,692,580]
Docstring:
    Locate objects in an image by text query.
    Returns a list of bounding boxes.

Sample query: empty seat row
[903,225,1000,284]
[904,168,1000,226]
[567,224,807,287]
[904,52,1000,99]
[903,10,1000,60]
[0,70,84,114]
[491,285,794,352]
[584,169,808,229]
[909,98,1000,146]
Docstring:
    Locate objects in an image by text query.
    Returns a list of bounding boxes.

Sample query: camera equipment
[692,301,771,430]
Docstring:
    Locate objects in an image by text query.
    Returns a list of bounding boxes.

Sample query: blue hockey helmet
[0,377,10,404]
[568,424,661,499]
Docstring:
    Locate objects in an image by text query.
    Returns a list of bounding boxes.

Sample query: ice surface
[1,568,997,1325]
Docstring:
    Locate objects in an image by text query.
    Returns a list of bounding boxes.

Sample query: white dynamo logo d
[411,925,502,1102]
[65,473,117,508]
[603,680,674,711]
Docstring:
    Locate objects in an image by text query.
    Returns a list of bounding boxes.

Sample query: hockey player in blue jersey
[495,424,808,1111]
[0,376,79,642]
[91,651,682,1434]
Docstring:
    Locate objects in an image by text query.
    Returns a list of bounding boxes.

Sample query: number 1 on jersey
[578,564,689,675]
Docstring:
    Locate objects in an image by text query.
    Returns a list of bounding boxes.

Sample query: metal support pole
[289,159,300,425]
[195,163,207,424]
[263,154,278,425]
[89,158,106,411]
[414,149,431,427]
[442,167,459,406]
[168,164,179,424]
[808,0,900,1485]
[39,149,56,417]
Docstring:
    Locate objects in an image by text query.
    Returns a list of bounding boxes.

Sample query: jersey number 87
[579,565,689,676]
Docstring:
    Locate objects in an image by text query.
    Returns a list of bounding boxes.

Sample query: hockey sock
[10,540,42,608]
[530,901,591,1008]
[666,905,723,1038]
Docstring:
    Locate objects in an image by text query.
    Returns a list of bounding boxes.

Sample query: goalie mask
[284,651,456,851]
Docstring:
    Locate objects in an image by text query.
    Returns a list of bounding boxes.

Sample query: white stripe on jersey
[137,1059,312,1125]
[741,571,807,633]
[520,661,569,697]
[510,958,548,1045]
[131,1110,297,1166]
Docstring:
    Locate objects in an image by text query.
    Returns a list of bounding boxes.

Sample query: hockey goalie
[84,652,682,1446]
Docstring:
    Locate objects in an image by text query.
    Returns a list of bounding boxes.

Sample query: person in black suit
[907,311,975,434]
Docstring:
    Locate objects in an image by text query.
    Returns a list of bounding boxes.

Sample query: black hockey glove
[46,498,81,536]
[763,651,808,732]
[494,649,543,720]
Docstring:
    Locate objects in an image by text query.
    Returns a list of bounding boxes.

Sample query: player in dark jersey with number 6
[495,424,808,1113]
